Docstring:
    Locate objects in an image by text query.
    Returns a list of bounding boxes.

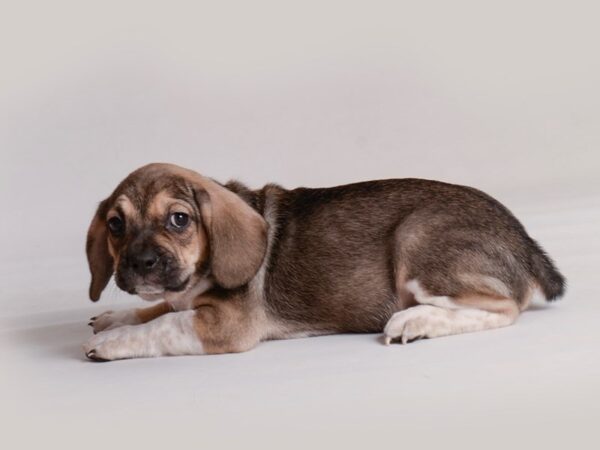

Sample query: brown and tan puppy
[84,163,565,361]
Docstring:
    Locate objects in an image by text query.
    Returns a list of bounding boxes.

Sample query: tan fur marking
[146,191,193,219]
[135,301,172,323]
[190,293,266,354]
[146,191,203,271]
[107,239,117,260]
[111,195,138,220]
[457,273,512,299]
[394,265,417,310]
[453,295,520,317]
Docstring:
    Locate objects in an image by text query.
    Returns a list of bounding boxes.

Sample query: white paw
[89,309,140,334]
[383,306,443,345]
[83,326,139,361]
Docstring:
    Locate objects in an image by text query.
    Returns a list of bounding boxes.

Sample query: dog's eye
[169,212,190,229]
[107,217,124,235]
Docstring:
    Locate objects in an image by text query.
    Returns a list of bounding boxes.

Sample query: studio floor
[1,192,599,450]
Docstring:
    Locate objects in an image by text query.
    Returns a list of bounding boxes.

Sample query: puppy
[84,163,565,361]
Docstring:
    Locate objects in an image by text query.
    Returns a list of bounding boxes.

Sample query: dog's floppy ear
[193,178,267,289]
[86,199,114,301]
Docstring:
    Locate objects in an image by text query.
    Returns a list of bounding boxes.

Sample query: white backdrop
[1,2,599,449]
[2,0,599,264]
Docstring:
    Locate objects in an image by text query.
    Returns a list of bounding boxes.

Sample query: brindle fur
[228,178,565,333]
[86,163,565,356]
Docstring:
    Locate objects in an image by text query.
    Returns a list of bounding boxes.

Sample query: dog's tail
[530,240,566,301]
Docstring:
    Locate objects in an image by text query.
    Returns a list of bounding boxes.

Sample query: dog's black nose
[130,249,160,275]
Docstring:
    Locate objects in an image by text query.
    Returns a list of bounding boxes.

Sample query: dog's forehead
[112,168,193,213]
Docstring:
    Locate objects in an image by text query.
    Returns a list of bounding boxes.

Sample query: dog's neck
[163,277,213,311]
[224,180,285,217]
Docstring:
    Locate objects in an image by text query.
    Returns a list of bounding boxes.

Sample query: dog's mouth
[164,276,191,292]
[135,287,164,301]
[133,276,191,300]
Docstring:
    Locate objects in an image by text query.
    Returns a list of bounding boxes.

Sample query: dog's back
[257,179,565,335]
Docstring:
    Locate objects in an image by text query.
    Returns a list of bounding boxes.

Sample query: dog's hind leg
[383,279,520,344]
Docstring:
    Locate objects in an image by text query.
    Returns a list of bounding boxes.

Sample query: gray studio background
[1,1,599,449]
[2,1,598,266]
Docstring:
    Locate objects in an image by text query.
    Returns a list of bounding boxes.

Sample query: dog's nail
[90,317,97,321]
[384,336,391,346]
[88,322,93,326]
[86,350,109,362]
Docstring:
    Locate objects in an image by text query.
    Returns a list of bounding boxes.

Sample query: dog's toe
[89,309,140,334]
[383,309,433,345]
[86,349,109,362]
[83,326,136,361]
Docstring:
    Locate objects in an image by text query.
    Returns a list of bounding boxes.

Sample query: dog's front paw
[83,326,139,361]
[89,309,141,334]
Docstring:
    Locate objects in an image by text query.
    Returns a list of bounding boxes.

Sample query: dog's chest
[164,279,213,311]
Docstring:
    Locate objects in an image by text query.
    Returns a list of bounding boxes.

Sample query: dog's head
[86,163,267,301]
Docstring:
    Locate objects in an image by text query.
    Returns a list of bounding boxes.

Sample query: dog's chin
[136,290,165,301]
[134,276,191,301]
